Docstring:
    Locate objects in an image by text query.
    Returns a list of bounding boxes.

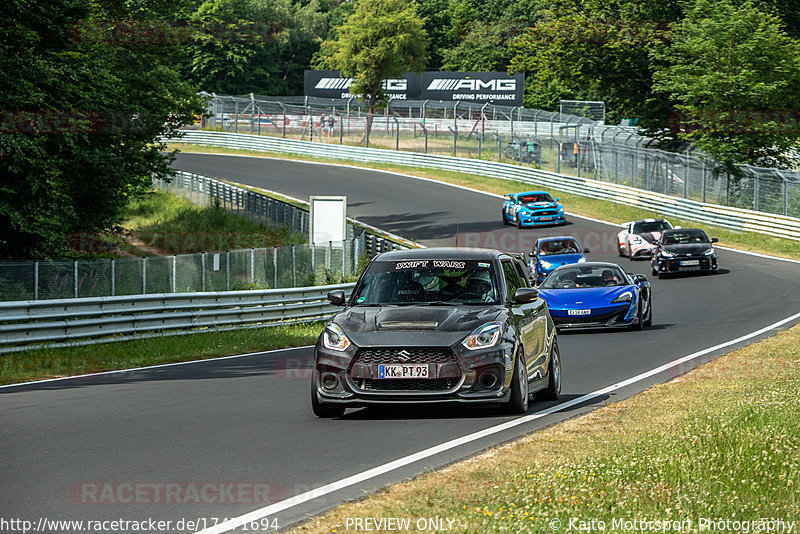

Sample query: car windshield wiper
[425,301,455,306]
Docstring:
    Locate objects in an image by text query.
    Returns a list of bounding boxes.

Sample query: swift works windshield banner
[304,71,523,105]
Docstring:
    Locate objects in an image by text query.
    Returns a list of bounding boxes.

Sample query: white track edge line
[194,310,800,534]
[0,345,314,390]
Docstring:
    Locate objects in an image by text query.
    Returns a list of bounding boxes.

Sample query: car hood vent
[379,320,439,330]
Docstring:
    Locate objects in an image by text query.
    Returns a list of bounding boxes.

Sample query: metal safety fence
[0,283,356,352]
[191,94,800,219]
[0,242,360,302]
[168,130,800,241]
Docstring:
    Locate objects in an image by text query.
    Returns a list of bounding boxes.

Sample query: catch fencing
[0,171,411,302]
[195,94,800,219]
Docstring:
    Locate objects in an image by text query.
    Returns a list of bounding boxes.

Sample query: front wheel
[516,213,523,229]
[534,342,561,401]
[629,301,644,331]
[311,376,346,418]
[502,209,510,225]
[503,353,529,414]
[643,297,653,328]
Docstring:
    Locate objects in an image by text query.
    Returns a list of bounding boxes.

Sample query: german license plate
[378,364,429,379]
[680,260,700,266]
[568,309,591,316]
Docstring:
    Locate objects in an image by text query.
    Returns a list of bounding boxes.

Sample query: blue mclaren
[502,191,566,228]
[528,236,589,283]
[538,262,652,331]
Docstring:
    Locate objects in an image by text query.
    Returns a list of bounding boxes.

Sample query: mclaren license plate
[680,260,700,266]
[568,309,592,316]
[378,364,429,379]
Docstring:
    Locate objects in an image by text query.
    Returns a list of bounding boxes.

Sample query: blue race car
[502,191,566,228]
[538,262,652,331]
[528,236,589,283]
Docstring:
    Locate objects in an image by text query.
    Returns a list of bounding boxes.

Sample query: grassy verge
[120,190,306,254]
[292,324,800,533]
[0,322,323,385]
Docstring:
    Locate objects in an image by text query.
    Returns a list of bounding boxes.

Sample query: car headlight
[611,291,633,303]
[660,250,675,258]
[322,323,351,351]
[462,322,502,351]
[577,257,586,263]
[704,249,716,256]
[557,205,564,212]
[539,260,552,269]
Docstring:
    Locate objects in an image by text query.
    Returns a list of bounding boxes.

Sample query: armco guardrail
[0,283,355,353]
[169,130,800,241]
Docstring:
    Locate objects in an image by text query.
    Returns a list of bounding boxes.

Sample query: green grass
[167,143,800,261]
[0,322,323,385]
[121,190,306,254]
[292,324,800,533]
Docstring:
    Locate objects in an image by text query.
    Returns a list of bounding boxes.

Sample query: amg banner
[304,71,523,106]
[419,72,523,105]
[304,70,417,101]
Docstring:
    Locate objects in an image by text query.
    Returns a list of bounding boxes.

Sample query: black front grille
[553,307,628,325]
[360,378,458,391]
[353,347,456,366]
[534,210,558,216]
[665,258,712,271]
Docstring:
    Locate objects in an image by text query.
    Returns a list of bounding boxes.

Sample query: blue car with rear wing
[502,191,566,228]
[537,262,652,331]
[528,236,589,283]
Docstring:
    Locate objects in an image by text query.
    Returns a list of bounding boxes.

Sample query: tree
[0,0,203,259]
[652,0,800,166]
[319,0,428,139]
[185,0,330,95]
[509,0,681,125]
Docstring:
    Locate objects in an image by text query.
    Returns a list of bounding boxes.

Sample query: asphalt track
[2,152,799,533]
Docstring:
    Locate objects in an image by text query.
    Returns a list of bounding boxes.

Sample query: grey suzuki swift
[311,247,561,417]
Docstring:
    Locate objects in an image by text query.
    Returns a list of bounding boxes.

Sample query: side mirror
[553,197,560,202]
[514,287,539,303]
[528,251,535,257]
[675,226,682,229]
[632,274,647,283]
[583,248,590,253]
[327,290,346,306]
[711,237,719,243]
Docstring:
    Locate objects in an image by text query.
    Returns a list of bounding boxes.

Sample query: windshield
[540,265,628,289]
[663,230,709,245]
[351,260,501,305]
[519,193,553,204]
[537,238,581,256]
[632,220,671,234]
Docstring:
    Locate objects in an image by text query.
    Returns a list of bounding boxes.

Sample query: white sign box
[309,196,347,245]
